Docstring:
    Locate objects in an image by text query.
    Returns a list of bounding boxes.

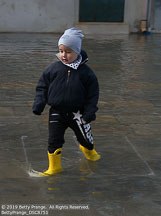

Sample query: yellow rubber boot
[39,148,63,176]
[79,145,101,161]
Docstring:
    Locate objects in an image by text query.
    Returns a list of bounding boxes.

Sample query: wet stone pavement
[0,33,161,216]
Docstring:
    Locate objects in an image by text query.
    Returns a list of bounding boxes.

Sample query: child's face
[59,45,78,64]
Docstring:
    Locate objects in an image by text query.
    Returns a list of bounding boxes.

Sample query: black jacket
[32,50,99,123]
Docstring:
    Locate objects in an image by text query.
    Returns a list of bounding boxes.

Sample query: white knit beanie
[58,27,84,54]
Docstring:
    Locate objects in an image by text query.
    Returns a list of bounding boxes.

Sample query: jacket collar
[56,53,82,69]
[56,50,88,69]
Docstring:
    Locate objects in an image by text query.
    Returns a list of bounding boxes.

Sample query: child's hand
[82,119,86,124]
[33,110,41,115]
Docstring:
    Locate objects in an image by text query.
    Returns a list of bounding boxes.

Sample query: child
[32,27,100,176]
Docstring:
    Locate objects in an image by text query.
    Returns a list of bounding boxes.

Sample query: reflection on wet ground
[0,33,161,215]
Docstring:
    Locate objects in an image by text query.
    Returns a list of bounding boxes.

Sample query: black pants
[48,108,94,153]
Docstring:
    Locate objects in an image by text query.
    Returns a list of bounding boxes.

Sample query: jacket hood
[80,50,88,64]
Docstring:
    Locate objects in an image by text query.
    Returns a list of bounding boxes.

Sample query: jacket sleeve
[32,66,51,115]
[82,71,99,123]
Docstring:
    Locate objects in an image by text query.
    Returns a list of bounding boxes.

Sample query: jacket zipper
[67,70,70,84]
[64,69,71,108]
